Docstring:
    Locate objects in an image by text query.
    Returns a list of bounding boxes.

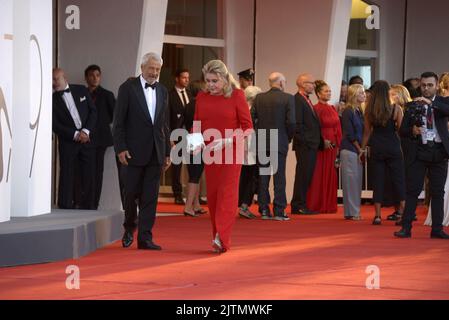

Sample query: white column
[0,0,14,223]
[135,0,168,75]
[323,0,352,105]
[10,0,52,217]
[11,0,31,217]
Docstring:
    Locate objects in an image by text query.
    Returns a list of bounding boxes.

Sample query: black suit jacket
[52,84,97,145]
[113,77,170,166]
[293,92,322,150]
[252,88,296,155]
[400,96,449,166]
[169,87,192,132]
[89,86,115,147]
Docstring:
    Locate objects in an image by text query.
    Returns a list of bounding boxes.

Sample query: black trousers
[402,144,448,232]
[258,152,287,215]
[115,156,126,210]
[171,144,183,197]
[123,150,162,242]
[291,146,317,211]
[58,141,96,210]
[94,146,107,209]
[370,154,406,204]
[238,164,258,207]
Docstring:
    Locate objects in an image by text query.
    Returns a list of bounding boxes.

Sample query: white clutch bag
[186,133,205,153]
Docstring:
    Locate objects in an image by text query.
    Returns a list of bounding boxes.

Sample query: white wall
[224,0,254,79]
[0,0,14,222]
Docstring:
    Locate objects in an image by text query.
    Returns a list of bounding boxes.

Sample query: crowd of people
[52,51,449,254]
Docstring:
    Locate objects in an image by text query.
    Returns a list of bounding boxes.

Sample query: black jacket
[293,92,322,150]
[89,86,115,147]
[113,77,171,166]
[52,84,97,144]
[169,87,192,132]
[400,96,449,165]
[252,88,296,155]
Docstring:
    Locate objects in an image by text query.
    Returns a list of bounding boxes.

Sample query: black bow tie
[145,82,157,90]
[59,88,70,95]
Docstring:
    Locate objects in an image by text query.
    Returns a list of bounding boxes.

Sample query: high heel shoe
[194,208,208,215]
[212,234,226,253]
[184,211,198,217]
[372,216,382,225]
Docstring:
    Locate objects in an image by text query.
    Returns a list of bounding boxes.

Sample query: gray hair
[268,72,286,87]
[141,52,163,66]
[244,86,262,106]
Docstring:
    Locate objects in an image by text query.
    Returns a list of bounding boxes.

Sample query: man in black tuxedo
[84,65,121,209]
[395,72,449,239]
[113,52,171,250]
[252,72,295,221]
[168,68,191,205]
[52,68,97,210]
[291,73,328,215]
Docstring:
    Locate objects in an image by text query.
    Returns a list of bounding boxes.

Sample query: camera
[406,101,426,127]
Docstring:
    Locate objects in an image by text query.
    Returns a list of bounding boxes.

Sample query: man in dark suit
[290,73,328,215]
[168,68,191,205]
[52,68,97,210]
[84,65,120,209]
[395,72,449,239]
[252,72,296,221]
[113,52,171,250]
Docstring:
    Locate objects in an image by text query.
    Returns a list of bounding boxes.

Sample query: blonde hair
[390,84,412,108]
[439,72,449,96]
[345,84,365,112]
[202,60,239,98]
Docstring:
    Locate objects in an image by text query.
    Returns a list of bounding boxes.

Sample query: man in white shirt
[52,68,97,209]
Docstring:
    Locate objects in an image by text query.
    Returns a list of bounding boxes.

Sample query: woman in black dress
[360,80,406,225]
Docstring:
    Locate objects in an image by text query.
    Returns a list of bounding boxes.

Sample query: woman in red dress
[193,60,253,253]
[306,80,342,213]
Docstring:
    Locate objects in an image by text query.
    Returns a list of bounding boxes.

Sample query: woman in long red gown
[193,60,253,253]
[306,80,342,213]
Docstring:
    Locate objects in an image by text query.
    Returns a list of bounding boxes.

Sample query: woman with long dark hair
[360,80,406,225]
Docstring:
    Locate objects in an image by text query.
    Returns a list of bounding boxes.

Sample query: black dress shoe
[296,208,318,215]
[199,198,208,205]
[174,196,185,205]
[122,230,134,248]
[137,241,162,250]
[394,228,412,238]
[430,230,449,239]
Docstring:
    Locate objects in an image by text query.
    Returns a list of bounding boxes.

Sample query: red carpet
[1,205,449,300]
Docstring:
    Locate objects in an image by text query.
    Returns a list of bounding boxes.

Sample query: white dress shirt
[61,84,89,140]
[175,86,189,106]
[140,75,157,123]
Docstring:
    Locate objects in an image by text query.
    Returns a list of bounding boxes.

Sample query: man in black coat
[113,52,171,250]
[252,72,296,220]
[168,68,192,205]
[395,72,449,239]
[52,68,97,210]
[84,65,120,209]
[290,73,328,215]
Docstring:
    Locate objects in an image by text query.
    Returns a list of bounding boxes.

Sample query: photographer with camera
[395,72,449,239]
